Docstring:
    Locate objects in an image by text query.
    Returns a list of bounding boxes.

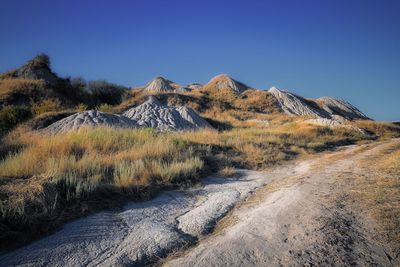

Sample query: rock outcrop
[143,77,180,93]
[123,96,213,131]
[268,87,331,118]
[317,97,370,120]
[205,74,250,93]
[43,110,138,134]
[1,54,61,86]
[268,87,370,122]
[187,83,203,90]
[175,87,192,93]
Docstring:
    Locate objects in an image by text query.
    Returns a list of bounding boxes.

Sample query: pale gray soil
[268,87,369,121]
[143,77,180,93]
[164,140,397,267]
[1,140,397,266]
[123,96,213,131]
[42,96,213,133]
[43,110,138,133]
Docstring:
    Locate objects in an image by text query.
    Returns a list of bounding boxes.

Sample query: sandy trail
[1,140,397,266]
[164,140,399,267]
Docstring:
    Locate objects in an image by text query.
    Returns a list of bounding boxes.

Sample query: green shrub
[88,80,127,105]
[0,106,32,134]
[96,103,112,112]
[31,99,63,115]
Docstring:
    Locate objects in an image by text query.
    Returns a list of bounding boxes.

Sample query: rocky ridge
[205,74,251,93]
[143,77,180,93]
[123,96,213,131]
[43,110,138,133]
[268,87,370,127]
[1,54,62,86]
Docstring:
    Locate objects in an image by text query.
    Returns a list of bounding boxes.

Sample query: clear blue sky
[0,0,399,120]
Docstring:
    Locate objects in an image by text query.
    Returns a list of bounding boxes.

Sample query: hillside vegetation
[0,55,129,135]
[1,55,400,250]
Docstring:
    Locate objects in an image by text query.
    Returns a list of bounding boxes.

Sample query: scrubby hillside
[1,55,399,251]
[0,55,129,135]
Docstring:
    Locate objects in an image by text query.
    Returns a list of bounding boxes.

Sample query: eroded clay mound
[43,110,138,134]
[205,74,250,93]
[187,83,203,90]
[3,55,61,85]
[175,87,192,93]
[123,96,213,131]
[268,87,331,118]
[144,77,180,93]
[317,97,370,120]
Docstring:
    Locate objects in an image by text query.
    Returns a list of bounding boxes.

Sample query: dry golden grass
[1,84,400,250]
[0,126,205,244]
[218,166,236,177]
[346,142,400,256]
[31,99,63,115]
[354,120,400,138]
[0,78,45,99]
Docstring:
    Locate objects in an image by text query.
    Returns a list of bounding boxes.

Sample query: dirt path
[163,140,399,267]
[0,140,397,266]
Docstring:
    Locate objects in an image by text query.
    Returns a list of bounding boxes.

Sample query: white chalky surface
[143,77,179,93]
[43,110,138,134]
[316,96,370,120]
[0,167,302,267]
[123,96,213,131]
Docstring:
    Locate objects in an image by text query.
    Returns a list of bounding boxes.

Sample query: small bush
[218,166,236,177]
[0,106,32,134]
[31,99,63,115]
[75,103,87,112]
[88,80,127,105]
[96,103,112,112]
[0,79,45,98]
[25,53,50,69]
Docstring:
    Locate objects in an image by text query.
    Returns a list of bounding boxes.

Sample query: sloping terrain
[268,87,371,128]
[165,139,400,266]
[0,56,85,109]
[1,140,398,266]
[0,54,62,86]
[187,83,202,90]
[143,76,180,93]
[203,74,251,93]
[268,87,332,118]
[317,96,370,120]
[43,110,138,133]
[123,96,213,131]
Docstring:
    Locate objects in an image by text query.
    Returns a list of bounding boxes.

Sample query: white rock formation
[306,118,345,128]
[43,110,138,134]
[317,97,369,120]
[123,96,213,131]
[0,170,275,266]
[174,87,191,93]
[268,87,370,124]
[187,83,203,90]
[268,87,331,118]
[4,55,61,85]
[206,74,250,93]
[143,76,179,93]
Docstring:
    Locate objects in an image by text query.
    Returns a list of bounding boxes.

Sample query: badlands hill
[123,96,212,131]
[43,110,138,134]
[42,96,213,133]
[2,55,400,257]
[143,76,180,93]
[203,74,251,93]
[0,54,374,136]
[268,87,369,120]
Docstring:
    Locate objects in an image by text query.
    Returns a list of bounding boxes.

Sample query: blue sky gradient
[1,0,399,120]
